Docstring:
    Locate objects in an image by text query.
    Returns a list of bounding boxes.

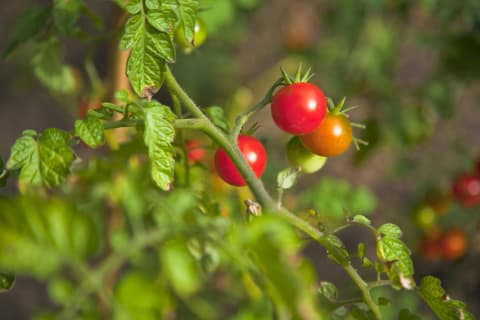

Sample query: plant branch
[345,264,382,319]
[231,78,283,140]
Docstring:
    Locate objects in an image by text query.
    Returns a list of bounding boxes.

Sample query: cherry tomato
[185,140,206,164]
[299,113,352,157]
[452,174,480,207]
[214,135,266,186]
[441,229,467,261]
[175,18,207,49]
[270,83,326,135]
[286,136,327,173]
[420,236,443,261]
[413,205,437,231]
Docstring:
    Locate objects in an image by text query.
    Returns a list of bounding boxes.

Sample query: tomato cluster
[415,158,480,261]
[214,75,360,186]
[270,80,357,174]
[421,228,468,261]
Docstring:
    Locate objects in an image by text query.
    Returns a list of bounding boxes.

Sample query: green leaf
[398,309,421,320]
[353,214,371,226]
[115,271,169,319]
[318,281,338,302]
[47,277,75,306]
[321,234,349,266]
[349,306,376,320]
[125,0,142,14]
[417,276,474,320]
[0,273,15,292]
[33,38,76,94]
[120,15,143,50]
[74,116,105,148]
[0,196,98,277]
[2,4,50,59]
[143,102,177,190]
[161,240,200,296]
[376,237,414,289]
[205,106,229,132]
[7,128,75,187]
[277,167,300,190]
[378,223,402,239]
[164,0,199,43]
[147,9,178,33]
[125,18,175,97]
[378,297,390,306]
[53,0,84,35]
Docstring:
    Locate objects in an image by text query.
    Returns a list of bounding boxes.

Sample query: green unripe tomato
[175,18,207,49]
[286,136,327,174]
[413,205,437,231]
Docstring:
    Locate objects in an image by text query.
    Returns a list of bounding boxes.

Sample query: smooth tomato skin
[185,140,206,164]
[299,113,353,157]
[452,174,480,207]
[286,136,327,173]
[214,135,266,186]
[441,229,467,261]
[175,18,207,49]
[271,83,326,135]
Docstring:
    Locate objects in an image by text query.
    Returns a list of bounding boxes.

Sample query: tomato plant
[270,82,326,135]
[214,135,266,186]
[0,1,476,319]
[286,136,327,173]
[452,174,480,207]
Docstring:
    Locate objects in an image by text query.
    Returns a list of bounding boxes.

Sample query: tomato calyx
[279,64,314,85]
[326,97,369,151]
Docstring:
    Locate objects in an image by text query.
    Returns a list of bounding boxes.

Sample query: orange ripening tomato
[300,113,353,157]
[441,229,467,261]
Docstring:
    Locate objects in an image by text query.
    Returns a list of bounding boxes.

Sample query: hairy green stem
[165,66,276,209]
[368,280,391,289]
[231,78,283,140]
[345,264,382,319]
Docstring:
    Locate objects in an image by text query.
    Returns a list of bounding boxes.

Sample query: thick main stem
[165,67,276,209]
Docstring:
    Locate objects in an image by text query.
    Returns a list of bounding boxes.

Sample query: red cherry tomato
[420,236,443,261]
[441,229,467,261]
[299,113,353,157]
[214,135,267,186]
[185,140,206,164]
[452,174,480,207]
[271,83,326,135]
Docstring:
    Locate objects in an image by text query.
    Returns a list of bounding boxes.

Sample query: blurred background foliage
[1,0,480,318]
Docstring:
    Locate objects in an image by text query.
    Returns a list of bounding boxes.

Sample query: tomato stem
[231,77,283,140]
